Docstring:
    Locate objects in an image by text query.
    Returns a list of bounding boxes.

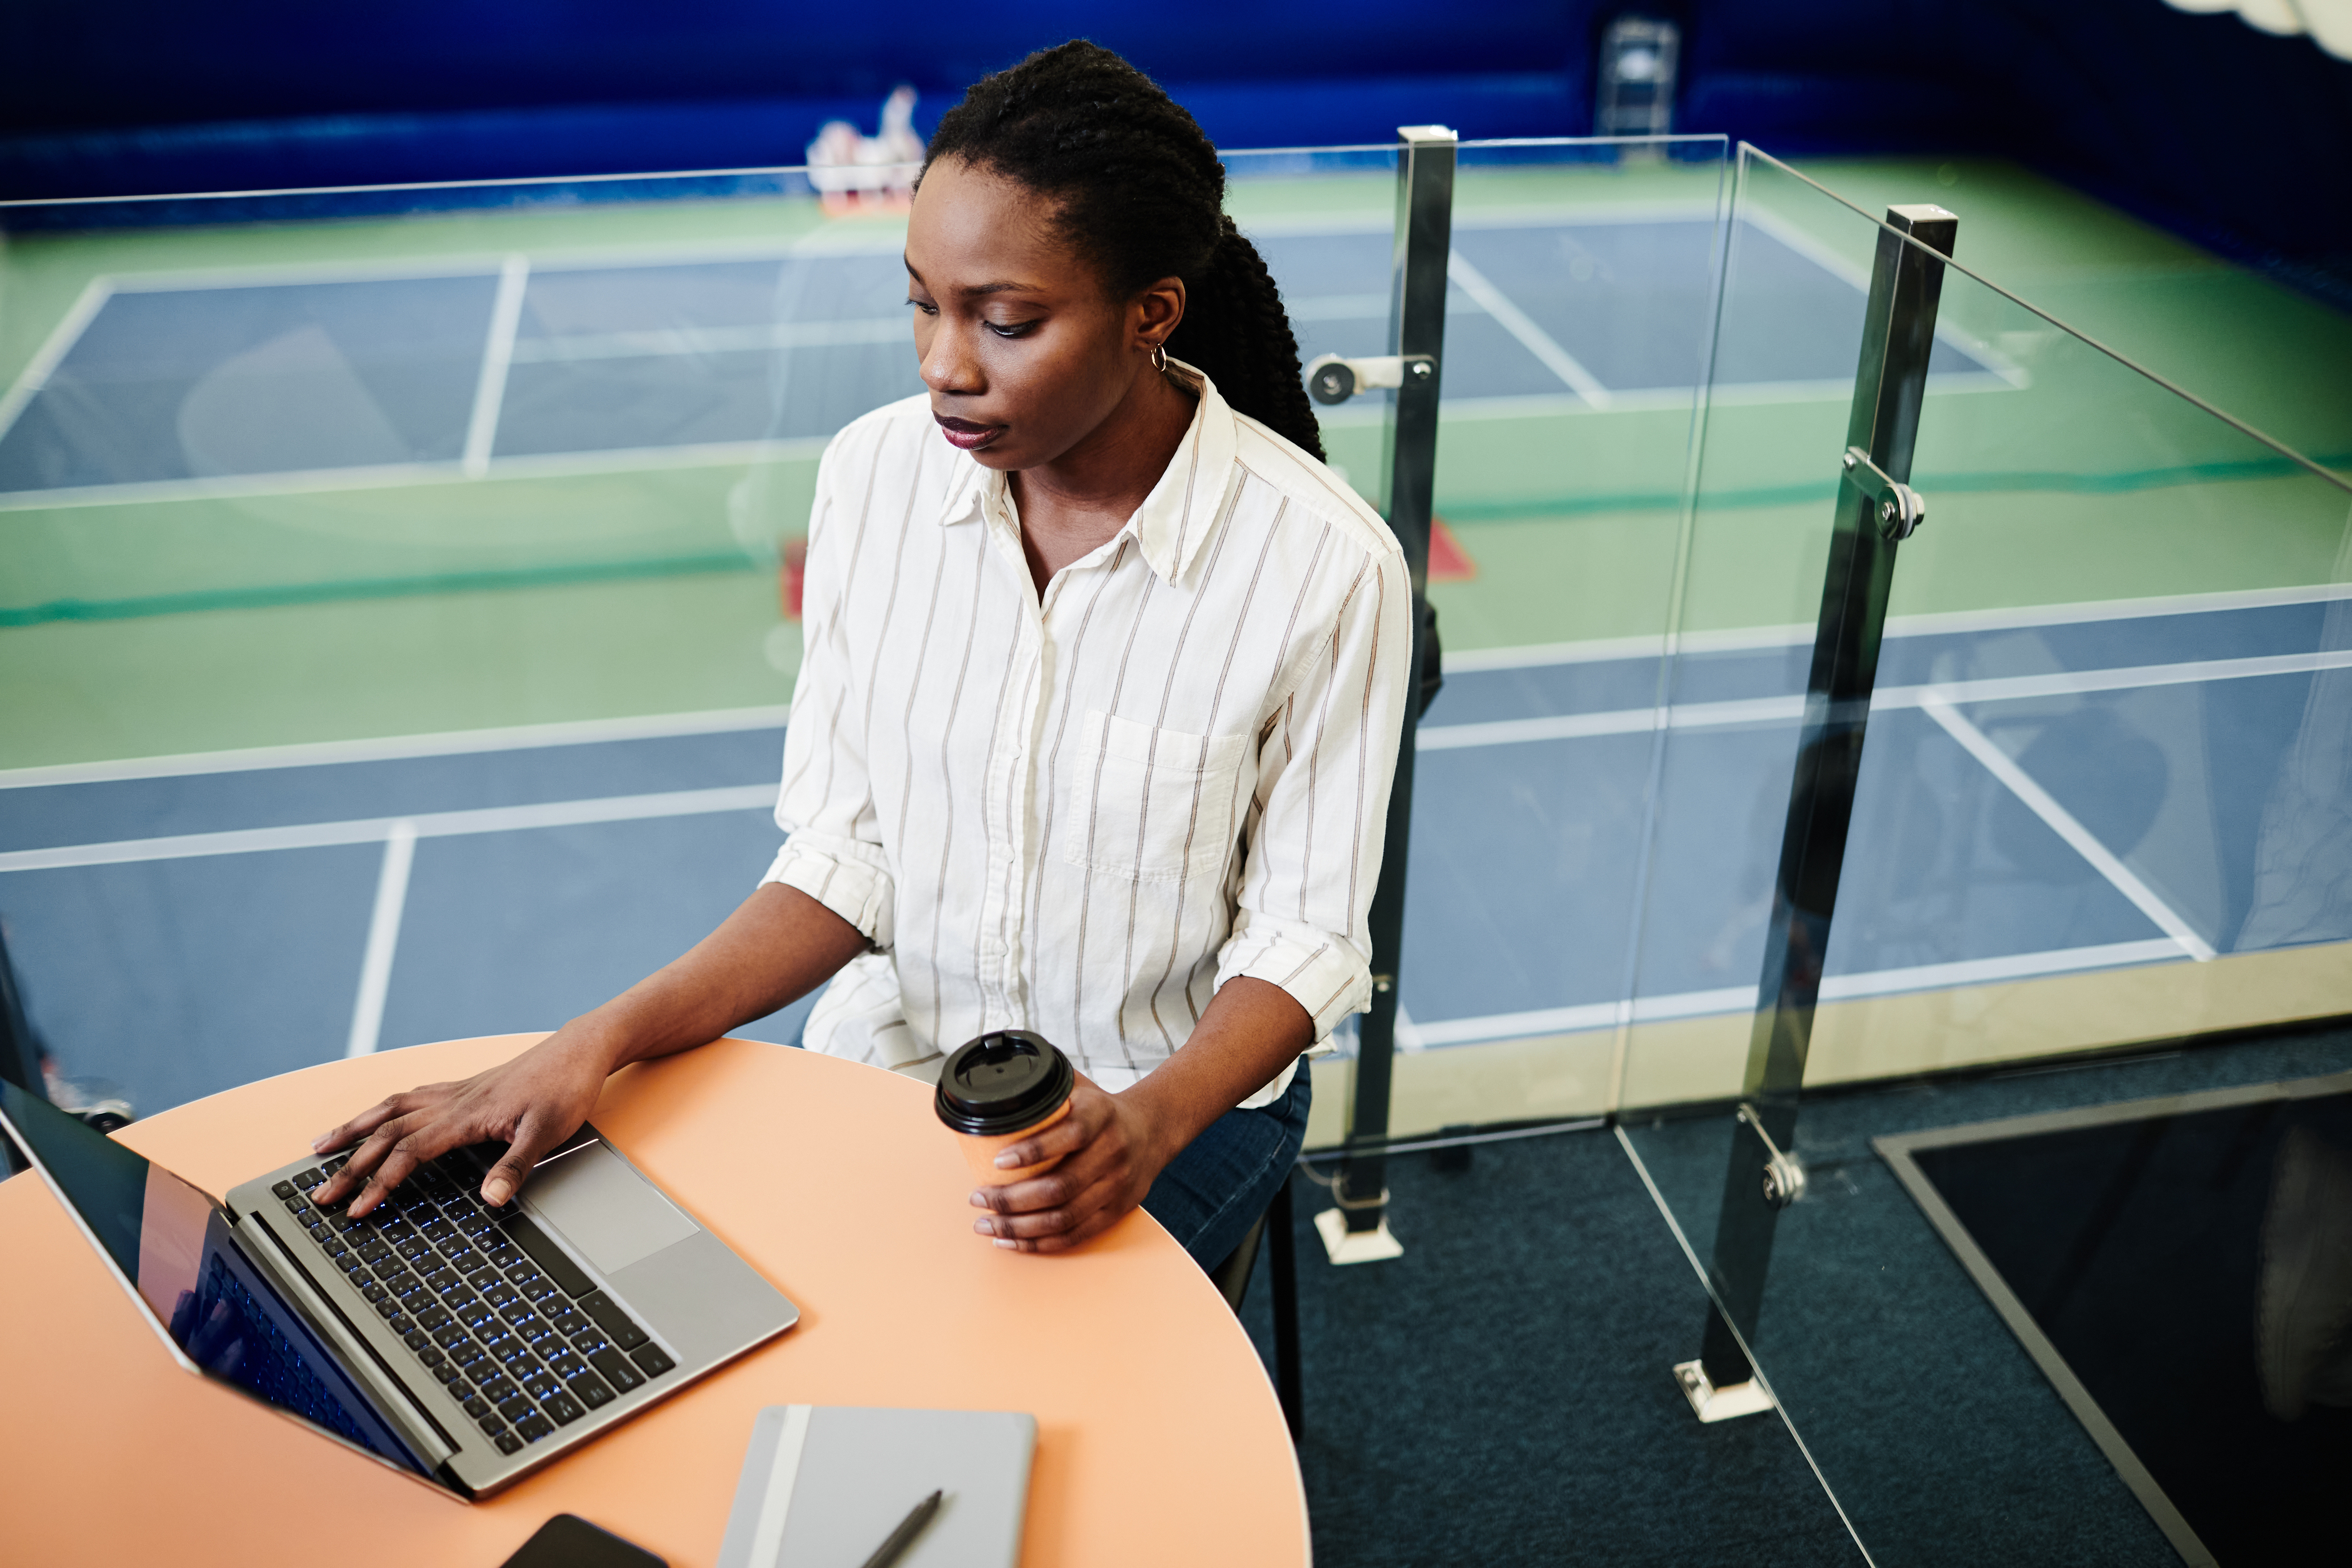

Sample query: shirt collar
[934,358,1238,587]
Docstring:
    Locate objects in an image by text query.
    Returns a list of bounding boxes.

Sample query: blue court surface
[0,215,1997,498]
[1407,588,2352,1046]
[2,587,2345,1117]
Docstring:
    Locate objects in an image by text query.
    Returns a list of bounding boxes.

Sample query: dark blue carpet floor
[1239,1130,1863,1567]
[1241,1020,2352,1567]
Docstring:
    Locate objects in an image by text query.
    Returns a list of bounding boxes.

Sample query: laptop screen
[0,1075,216,1334]
[0,1078,413,1466]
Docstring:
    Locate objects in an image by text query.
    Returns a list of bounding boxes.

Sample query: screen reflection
[0,1078,401,1461]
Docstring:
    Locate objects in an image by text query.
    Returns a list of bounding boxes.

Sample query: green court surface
[1,154,2346,771]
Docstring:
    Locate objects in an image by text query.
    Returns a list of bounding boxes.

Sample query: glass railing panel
[1617,145,2352,1564]
[1605,147,1875,1117]
[0,136,1748,1140]
[0,167,907,767]
[0,166,908,1116]
[1619,148,2352,1120]
[1295,134,1727,1145]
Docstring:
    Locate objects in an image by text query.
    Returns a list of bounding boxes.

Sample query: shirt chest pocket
[1063,709,1252,886]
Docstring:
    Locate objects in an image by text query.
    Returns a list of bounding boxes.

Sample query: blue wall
[3,2,2347,280]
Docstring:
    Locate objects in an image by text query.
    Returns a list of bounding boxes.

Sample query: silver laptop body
[2,1079,797,1499]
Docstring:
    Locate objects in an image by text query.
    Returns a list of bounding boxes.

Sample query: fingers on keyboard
[301,1149,677,1462]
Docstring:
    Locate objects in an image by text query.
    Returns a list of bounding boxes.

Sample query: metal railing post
[1676,202,1958,1418]
[1325,125,1456,1262]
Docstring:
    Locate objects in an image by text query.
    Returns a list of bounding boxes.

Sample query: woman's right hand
[307,1028,616,1217]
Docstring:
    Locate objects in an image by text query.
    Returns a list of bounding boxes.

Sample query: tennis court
[3,581,2345,1126]
[0,211,1999,501]
[1,150,2346,1132]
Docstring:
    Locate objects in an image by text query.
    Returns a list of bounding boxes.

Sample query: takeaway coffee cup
[934,1030,1076,1187]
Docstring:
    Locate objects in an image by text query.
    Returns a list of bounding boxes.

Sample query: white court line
[1306,384,1794,432]
[1418,695,1798,750]
[1884,580,2352,640]
[1452,204,1721,232]
[1441,623,1808,674]
[1409,939,2186,1048]
[0,704,789,790]
[1284,391,1587,430]
[11,628,2340,794]
[15,640,2337,792]
[1919,695,2216,962]
[1418,647,2352,751]
[1444,251,1616,408]
[0,161,832,210]
[0,784,778,874]
[0,278,112,443]
[1412,999,1620,1045]
[345,820,416,1058]
[57,213,917,298]
[103,255,514,294]
[506,317,910,362]
[1309,369,2008,432]
[479,435,831,480]
[0,434,830,512]
[1883,648,2352,709]
[0,457,464,512]
[1239,202,1722,240]
[1816,939,2190,999]
[461,255,530,478]
[1441,581,2352,675]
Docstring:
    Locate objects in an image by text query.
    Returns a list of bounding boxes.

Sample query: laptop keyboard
[275,1144,676,1458]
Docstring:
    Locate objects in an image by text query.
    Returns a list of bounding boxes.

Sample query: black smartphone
[499,1513,667,1568]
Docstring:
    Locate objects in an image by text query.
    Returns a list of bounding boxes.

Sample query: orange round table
[0,1035,1308,1567]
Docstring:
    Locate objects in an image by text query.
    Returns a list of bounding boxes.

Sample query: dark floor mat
[1880,1070,2352,1567]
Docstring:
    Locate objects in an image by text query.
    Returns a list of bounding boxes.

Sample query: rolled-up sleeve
[758,434,896,951]
[1217,540,1412,1042]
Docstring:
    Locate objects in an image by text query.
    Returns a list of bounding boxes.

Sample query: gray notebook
[715,1406,1038,1568]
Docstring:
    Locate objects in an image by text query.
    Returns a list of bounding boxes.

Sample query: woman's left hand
[969,1077,1173,1254]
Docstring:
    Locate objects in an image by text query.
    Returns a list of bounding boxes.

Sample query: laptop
[0,1076,798,1498]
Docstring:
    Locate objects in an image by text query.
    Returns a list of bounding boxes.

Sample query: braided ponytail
[922,41,1327,461]
[1166,218,1325,461]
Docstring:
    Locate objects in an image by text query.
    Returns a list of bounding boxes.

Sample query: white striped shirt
[761,363,1409,1106]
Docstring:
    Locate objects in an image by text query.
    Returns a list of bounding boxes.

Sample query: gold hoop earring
[1148,342,1169,374]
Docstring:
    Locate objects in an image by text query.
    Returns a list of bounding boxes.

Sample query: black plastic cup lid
[934,1030,1075,1136]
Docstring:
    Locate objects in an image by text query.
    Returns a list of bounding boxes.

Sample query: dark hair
[923,40,1326,461]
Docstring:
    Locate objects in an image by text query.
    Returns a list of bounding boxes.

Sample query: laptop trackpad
[520,1140,697,1274]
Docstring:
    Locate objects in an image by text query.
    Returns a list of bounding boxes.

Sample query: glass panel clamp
[1842,445,1927,541]
[1305,353,1437,405]
[1738,1102,1808,1209]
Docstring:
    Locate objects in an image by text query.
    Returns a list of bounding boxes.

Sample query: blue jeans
[1141,1064,1312,1268]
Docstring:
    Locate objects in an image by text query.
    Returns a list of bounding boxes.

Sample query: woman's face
[904,156,1183,472]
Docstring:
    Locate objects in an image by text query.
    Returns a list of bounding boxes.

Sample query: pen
[858,1489,944,1568]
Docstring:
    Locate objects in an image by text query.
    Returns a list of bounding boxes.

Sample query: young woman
[313,41,1408,1269]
